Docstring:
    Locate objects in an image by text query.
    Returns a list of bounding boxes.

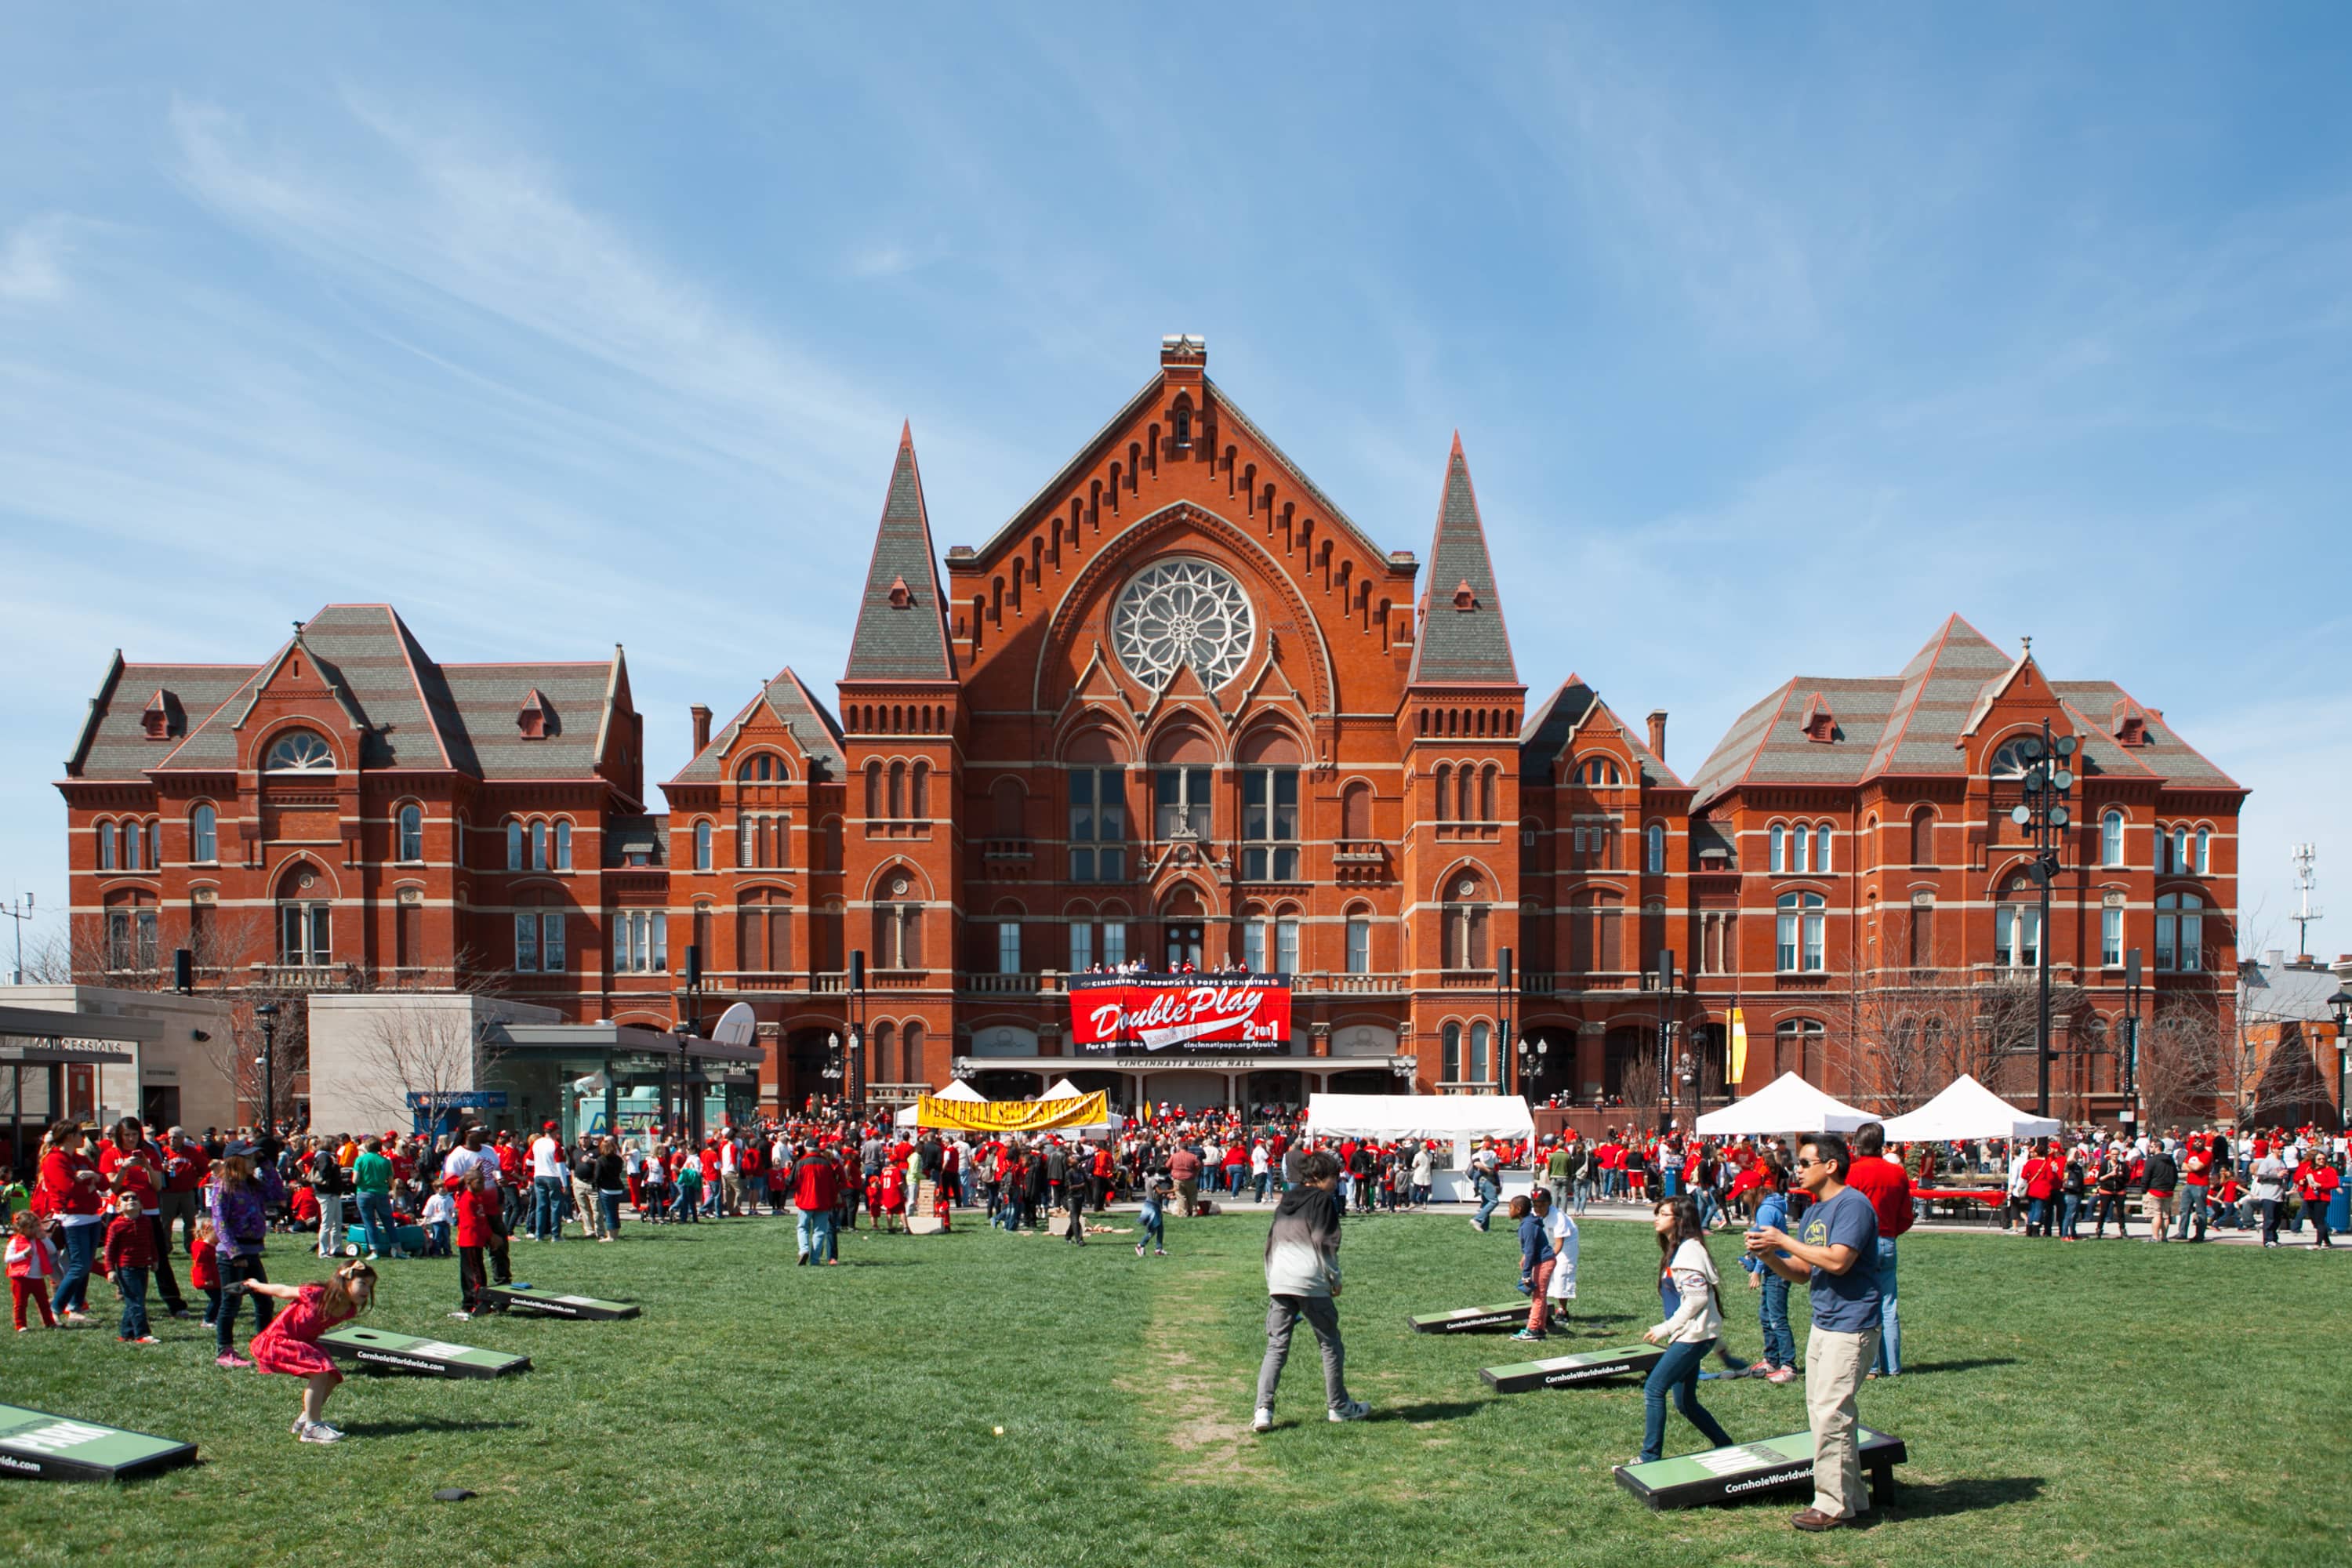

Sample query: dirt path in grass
[1120,1248,1288,1484]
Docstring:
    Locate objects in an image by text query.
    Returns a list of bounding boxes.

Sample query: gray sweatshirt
[1263,1185,1343,1298]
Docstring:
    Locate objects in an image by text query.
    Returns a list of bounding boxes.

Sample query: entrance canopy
[1305,1093,1534,1142]
[1879,1075,2060,1142]
[1693,1073,1871,1136]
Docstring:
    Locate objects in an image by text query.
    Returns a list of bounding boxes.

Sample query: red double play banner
[1068,975,1290,1051]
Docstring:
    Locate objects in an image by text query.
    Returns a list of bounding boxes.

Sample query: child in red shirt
[247,1261,376,1443]
[100,1192,161,1343]
[6,1210,60,1331]
[880,1164,906,1232]
[449,1168,503,1318]
[190,1218,223,1327]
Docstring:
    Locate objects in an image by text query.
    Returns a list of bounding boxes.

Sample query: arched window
[1909,808,1934,867]
[1995,882,2042,969]
[149,820,162,870]
[870,1022,896,1083]
[1442,1021,1463,1083]
[191,804,218,864]
[1478,764,1497,823]
[1773,1018,1826,1082]
[530,820,547,872]
[1769,823,1786,874]
[1341,781,1372,841]
[888,760,907,819]
[1345,913,1371,974]
[1791,822,1810,874]
[2194,826,2210,875]
[265,730,334,771]
[1433,764,1452,823]
[2156,893,2204,972]
[506,820,524,871]
[1575,757,1623,787]
[1776,891,1825,971]
[1646,822,1665,874]
[1455,765,1472,823]
[125,818,144,871]
[397,804,423,862]
[694,820,713,871]
[2101,809,2125,866]
[1813,824,1832,874]
[864,760,883,820]
[1988,738,2037,779]
[275,863,331,967]
[2169,826,2190,876]
[735,754,782,782]
[554,819,572,871]
[1469,1021,1493,1085]
[1443,873,1490,970]
[96,818,117,872]
[901,1021,926,1086]
[910,760,929,819]
[738,890,789,974]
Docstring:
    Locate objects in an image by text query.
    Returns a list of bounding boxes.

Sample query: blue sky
[4,5,2349,966]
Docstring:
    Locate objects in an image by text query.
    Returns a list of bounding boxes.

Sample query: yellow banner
[1727,1007,1748,1088]
[915,1090,1107,1134]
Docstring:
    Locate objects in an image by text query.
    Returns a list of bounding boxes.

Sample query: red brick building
[60,336,2246,1120]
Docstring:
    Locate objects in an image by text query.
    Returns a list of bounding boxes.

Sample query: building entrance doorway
[1164,923,1204,968]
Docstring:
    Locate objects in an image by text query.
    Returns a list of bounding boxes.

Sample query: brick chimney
[1647,710,1668,764]
[690,704,712,753]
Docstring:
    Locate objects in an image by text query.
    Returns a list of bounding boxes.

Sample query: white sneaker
[294,1420,343,1443]
[1250,1407,1274,1433]
[1327,1400,1371,1423]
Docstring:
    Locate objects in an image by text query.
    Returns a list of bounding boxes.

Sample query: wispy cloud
[0,215,73,303]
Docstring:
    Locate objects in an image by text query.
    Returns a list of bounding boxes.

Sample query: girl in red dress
[879,1163,906,1232]
[245,1260,376,1443]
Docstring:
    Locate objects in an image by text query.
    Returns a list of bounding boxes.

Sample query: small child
[638,1156,668,1224]
[1134,1178,1170,1257]
[1541,1186,1580,1331]
[6,1210,60,1331]
[419,1189,455,1257]
[1740,1185,1796,1381]
[1510,1194,1555,1342]
[670,1157,702,1225]
[932,1169,956,1233]
[450,1167,499,1320]
[863,1170,884,1232]
[246,1261,376,1443]
[101,1192,162,1345]
[190,1218,223,1328]
[880,1164,906,1233]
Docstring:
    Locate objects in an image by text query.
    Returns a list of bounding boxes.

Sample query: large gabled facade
[58,339,2248,1122]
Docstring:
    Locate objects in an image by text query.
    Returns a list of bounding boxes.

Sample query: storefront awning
[487,1021,764,1069]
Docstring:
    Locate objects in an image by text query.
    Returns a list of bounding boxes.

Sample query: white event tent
[895,1076,987,1127]
[1878,1075,2060,1142]
[1693,1072,1872,1136]
[1305,1094,1537,1203]
[1043,1078,1126,1136]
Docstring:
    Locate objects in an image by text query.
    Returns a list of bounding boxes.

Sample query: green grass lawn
[5,1207,2347,1567]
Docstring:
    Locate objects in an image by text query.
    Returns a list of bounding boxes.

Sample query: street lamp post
[252,1001,279,1138]
[2124,947,2143,1125]
[1654,950,1677,1133]
[2006,720,2078,1117]
[1496,946,1514,1095]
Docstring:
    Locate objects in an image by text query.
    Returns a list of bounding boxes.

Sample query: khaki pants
[723,1173,746,1214]
[572,1176,604,1238]
[1176,1178,1198,1217]
[2143,1191,2175,1239]
[1804,1324,1880,1519]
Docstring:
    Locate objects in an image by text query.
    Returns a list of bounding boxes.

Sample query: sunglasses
[1792,1157,1823,1170]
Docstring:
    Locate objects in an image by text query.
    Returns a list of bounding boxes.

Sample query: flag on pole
[1727,1007,1748,1088]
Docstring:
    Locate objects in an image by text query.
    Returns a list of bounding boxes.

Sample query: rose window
[1111,559,1256,688]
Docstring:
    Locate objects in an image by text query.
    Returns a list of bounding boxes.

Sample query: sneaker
[216,1352,252,1369]
[1250,1407,1274,1433]
[449,1311,474,1321]
[1767,1366,1796,1384]
[1509,1329,1546,1342]
[1154,1248,1168,1256]
[1327,1400,1371,1423]
[132,1335,162,1345]
[1135,1243,1146,1257]
[296,1421,343,1444]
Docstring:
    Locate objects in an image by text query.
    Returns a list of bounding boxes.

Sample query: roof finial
[2020,634,2032,658]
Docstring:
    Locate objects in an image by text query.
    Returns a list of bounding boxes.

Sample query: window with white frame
[1996,902,2042,969]
[1646,822,1664,874]
[1769,822,1785,874]
[1242,768,1300,881]
[1102,921,1127,967]
[1813,824,1831,873]
[191,804,218,863]
[1068,769,1127,883]
[531,821,547,872]
[2194,826,2210,874]
[515,906,565,972]
[1776,891,1824,971]
[1069,921,1094,972]
[997,921,1022,975]
[506,820,524,871]
[2101,899,2124,967]
[1276,916,1299,976]
[1345,916,1370,974]
[397,804,423,862]
[1243,919,1266,973]
[1469,1021,1493,1083]
[694,821,713,872]
[279,902,330,967]
[2102,810,2125,866]
[2156,892,2203,972]
[265,730,334,771]
[97,819,116,871]
[555,820,572,871]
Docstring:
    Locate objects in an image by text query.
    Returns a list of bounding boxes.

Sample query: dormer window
[1801,692,1835,743]
[517,689,550,740]
[141,689,180,740]
[1453,579,1478,611]
[887,575,913,609]
[2111,698,2149,746]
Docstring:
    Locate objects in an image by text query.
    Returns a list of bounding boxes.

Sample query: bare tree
[1849,921,2082,1112]
[2138,996,2226,1128]
[1619,1054,1661,1124]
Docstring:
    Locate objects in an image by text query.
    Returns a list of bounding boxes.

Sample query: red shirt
[103,1211,158,1272]
[100,1144,162,1212]
[793,1153,838,1212]
[38,1149,103,1218]
[1843,1154,1916,1239]
[453,1186,501,1248]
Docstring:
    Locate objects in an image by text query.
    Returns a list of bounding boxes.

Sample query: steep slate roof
[1519,676,1681,787]
[604,813,670,868]
[667,667,846,785]
[1690,613,2241,808]
[70,604,622,786]
[67,658,261,781]
[1408,434,1518,685]
[844,425,956,683]
[2239,959,2347,1024]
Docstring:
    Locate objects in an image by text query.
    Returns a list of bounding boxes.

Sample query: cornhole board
[1481,1344,1664,1392]
[0,1405,197,1483]
[320,1324,530,1379]
[1408,1301,1532,1334]
[479,1286,639,1321]
[1614,1428,1907,1510]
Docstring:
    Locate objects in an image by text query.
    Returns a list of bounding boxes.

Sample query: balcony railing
[1305,972,1408,995]
[982,838,1034,860]
[962,971,1041,994]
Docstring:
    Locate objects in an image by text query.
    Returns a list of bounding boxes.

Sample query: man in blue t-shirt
[1748,1132,1881,1532]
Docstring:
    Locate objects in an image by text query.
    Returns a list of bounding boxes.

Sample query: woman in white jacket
[1637,1196,1738,1463]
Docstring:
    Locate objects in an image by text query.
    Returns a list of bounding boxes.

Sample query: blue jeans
[356,1190,397,1256]
[1870,1238,1901,1375]
[600,1192,625,1236]
[2060,1192,2082,1239]
[1641,1337,1735,1461]
[533,1176,567,1240]
[2175,1189,2209,1240]
[672,1186,701,1221]
[216,1254,274,1353]
[797,1208,835,1260]
[1573,1178,1593,1214]
[1473,1178,1501,1229]
[115,1266,150,1338]
[426,1221,452,1258]
[53,1221,102,1315]
[1139,1214,1165,1249]
[1758,1273,1795,1367]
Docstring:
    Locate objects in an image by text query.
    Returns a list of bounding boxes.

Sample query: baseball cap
[543,1120,558,1131]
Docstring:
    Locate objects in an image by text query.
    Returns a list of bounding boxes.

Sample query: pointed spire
[1409,435,1518,684]
[846,425,956,682]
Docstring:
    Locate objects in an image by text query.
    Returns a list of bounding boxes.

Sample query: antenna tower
[2291,842,2321,959]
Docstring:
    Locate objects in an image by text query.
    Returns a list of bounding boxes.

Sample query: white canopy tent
[895,1076,987,1127]
[1693,1072,1872,1136]
[1305,1093,1535,1141]
[1043,1079,1126,1136]
[1879,1075,2061,1142]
